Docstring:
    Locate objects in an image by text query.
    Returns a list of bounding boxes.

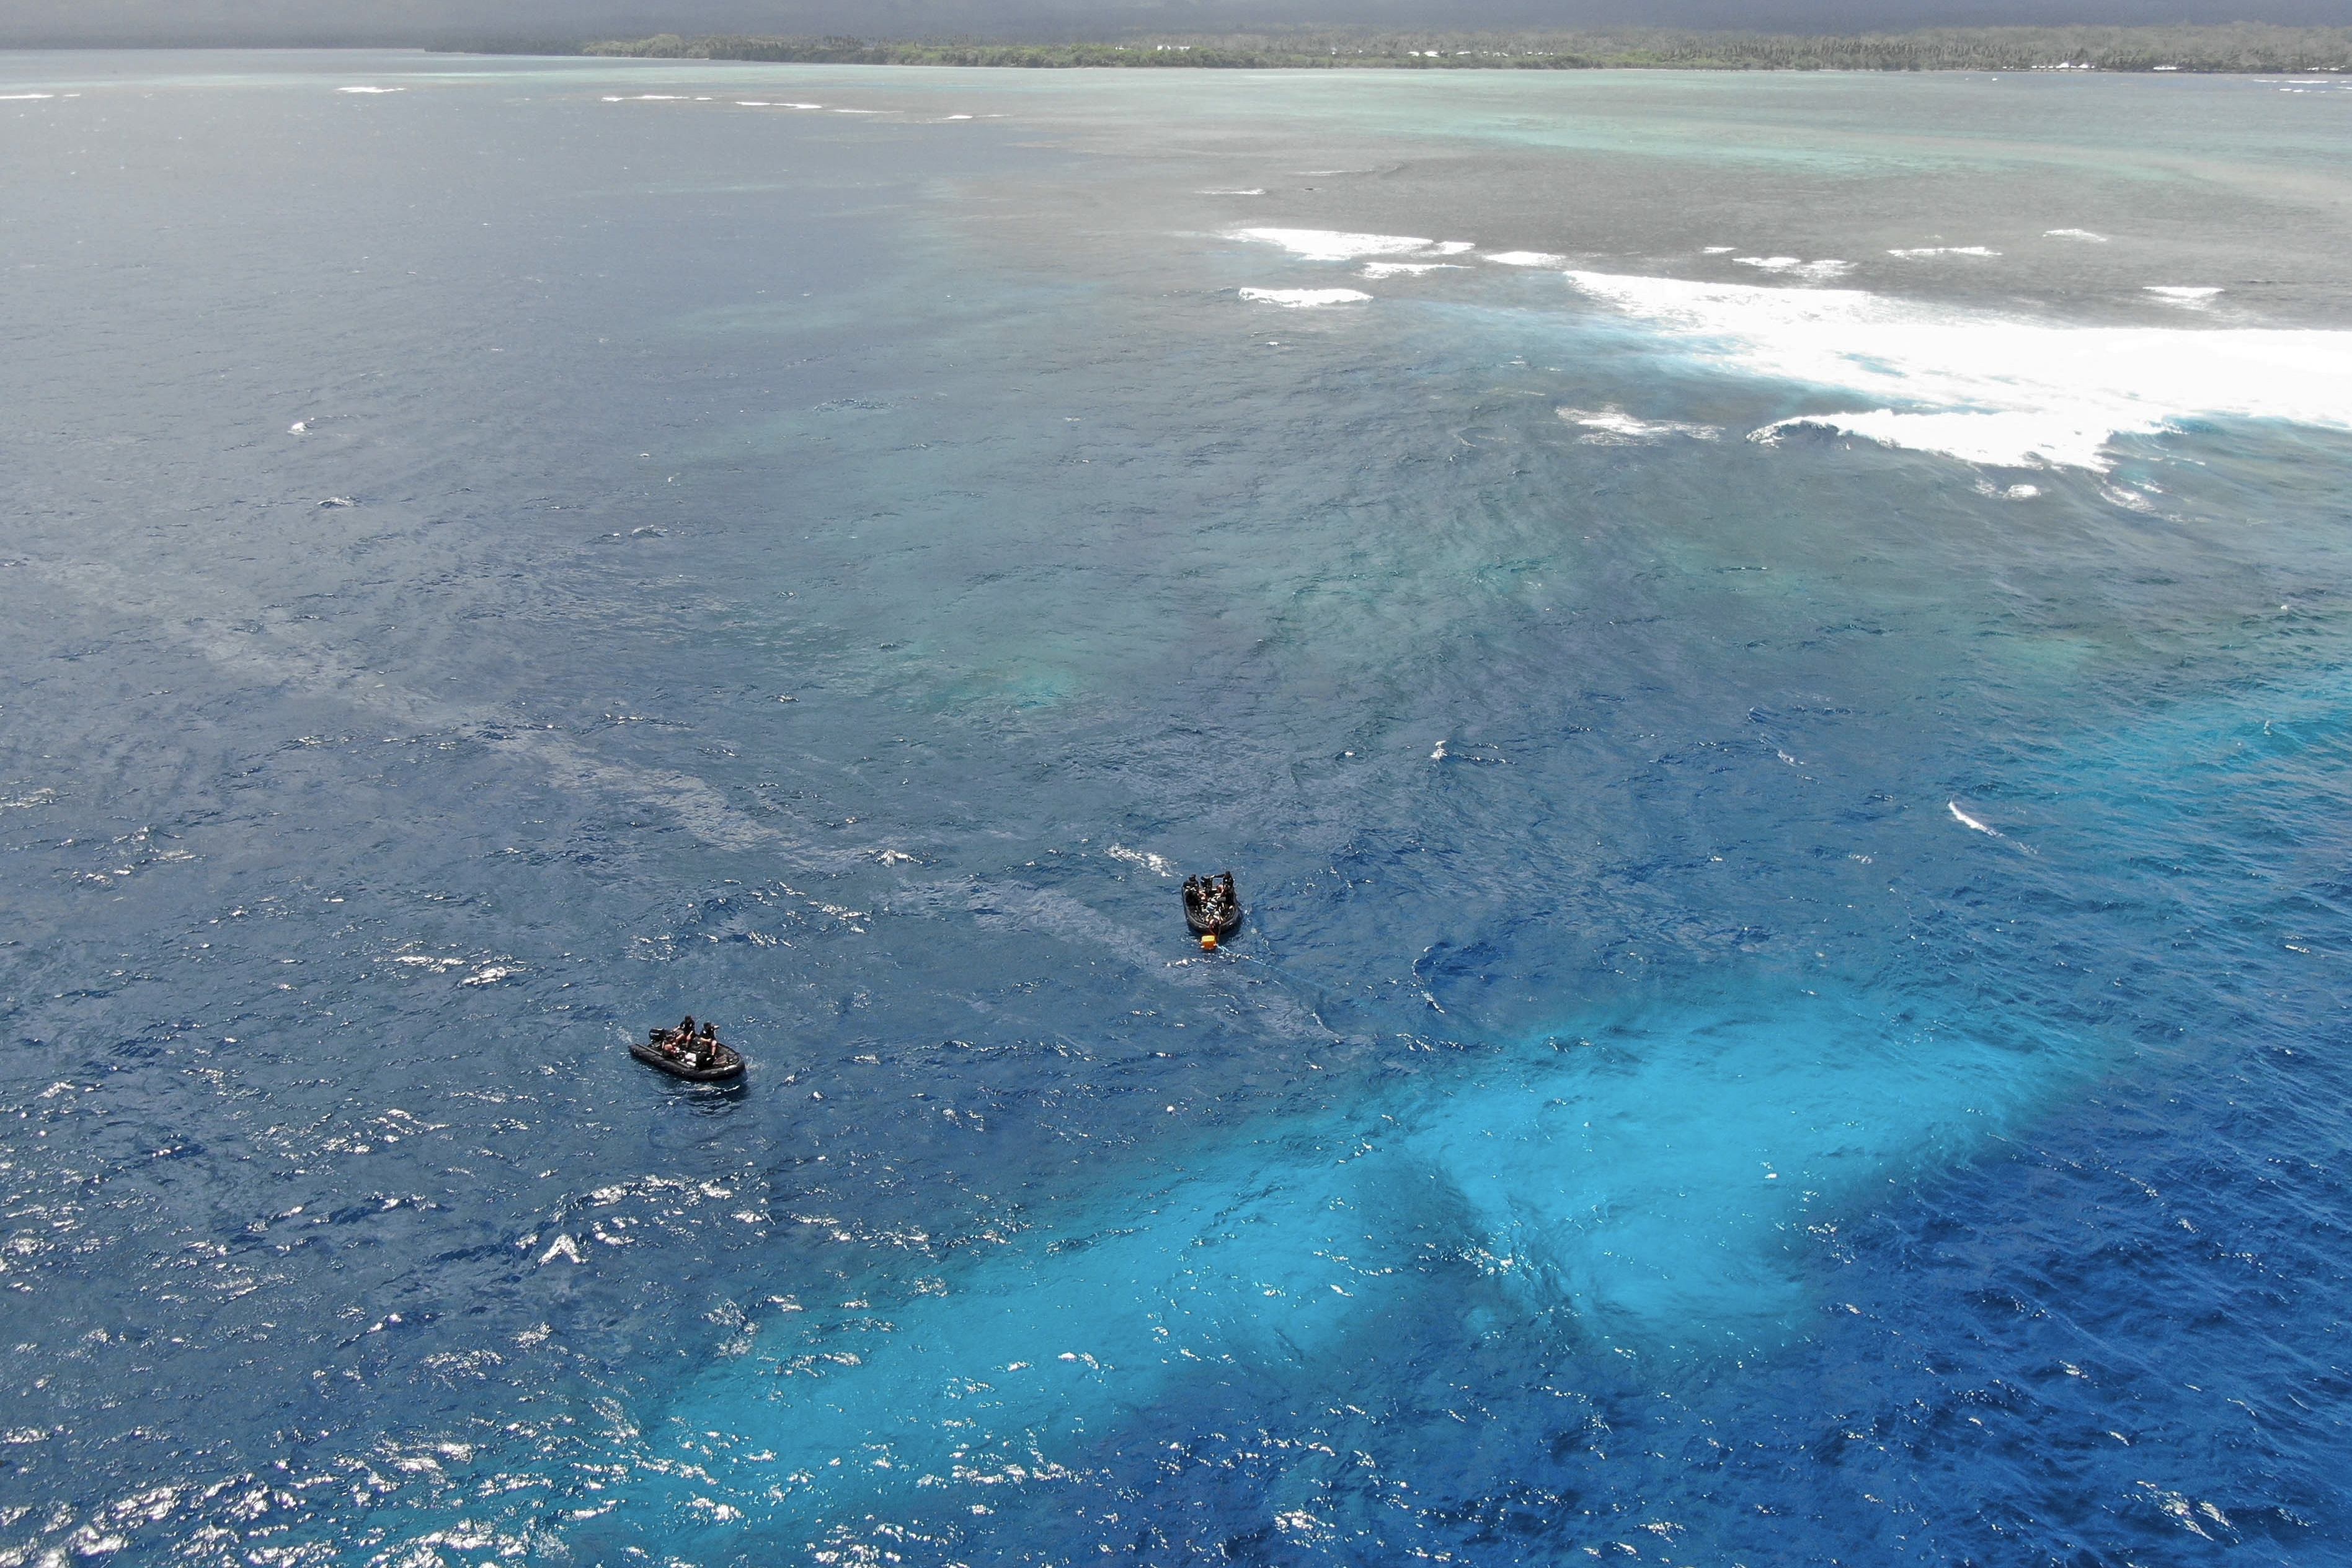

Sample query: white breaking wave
[1360,261,1467,278]
[2146,285,2222,307]
[1200,187,1266,195]
[336,86,404,94]
[1734,255,1853,280]
[1231,227,1434,260]
[1486,250,1567,267]
[1239,287,1372,308]
[1561,269,2352,471]
[2045,228,2110,242]
[0,93,55,100]
[1948,801,1999,835]
[1558,407,1721,443]
[1888,246,2000,259]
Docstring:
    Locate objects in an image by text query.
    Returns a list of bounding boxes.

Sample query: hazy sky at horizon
[6,0,2348,48]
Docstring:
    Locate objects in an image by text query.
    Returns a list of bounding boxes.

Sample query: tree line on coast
[543,24,2352,73]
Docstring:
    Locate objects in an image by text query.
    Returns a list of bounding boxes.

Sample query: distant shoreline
[464,25,2352,76]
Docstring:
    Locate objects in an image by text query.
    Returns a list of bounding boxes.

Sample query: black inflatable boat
[631,1032,745,1083]
[1182,872,1242,939]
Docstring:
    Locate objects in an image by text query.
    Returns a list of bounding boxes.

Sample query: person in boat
[693,1022,720,1068]
[667,1015,695,1056]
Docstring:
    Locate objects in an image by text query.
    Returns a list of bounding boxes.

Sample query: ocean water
[2,50,2350,1567]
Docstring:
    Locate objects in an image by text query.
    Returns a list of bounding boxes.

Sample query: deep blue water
[2,51,2351,1567]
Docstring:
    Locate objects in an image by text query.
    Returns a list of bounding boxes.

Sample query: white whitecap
[1563,268,2352,472]
[1434,241,1476,255]
[946,113,974,120]
[1735,256,1852,280]
[1703,246,1735,254]
[335,86,404,94]
[1239,288,1372,308]
[783,103,823,109]
[2146,285,2222,307]
[1360,261,1466,278]
[2044,228,2110,242]
[1231,228,1434,261]
[735,100,770,106]
[1199,187,1265,195]
[1887,246,2000,259]
[1558,407,1721,443]
[1948,801,1999,835]
[1486,250,1567,267]
[1,92,57,100]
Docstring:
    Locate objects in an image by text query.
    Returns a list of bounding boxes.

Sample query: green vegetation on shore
[551,24,2352,73]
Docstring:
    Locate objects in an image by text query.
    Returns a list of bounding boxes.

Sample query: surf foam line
[25,558,853,866]
[508,983,2079,1553]
[1560,270,2352,471]
[40,551,1348,1022]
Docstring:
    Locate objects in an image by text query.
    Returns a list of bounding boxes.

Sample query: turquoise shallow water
[2,50,2350,1566]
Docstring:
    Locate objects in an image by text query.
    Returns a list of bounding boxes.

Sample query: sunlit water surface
[3,50,2350,1567]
